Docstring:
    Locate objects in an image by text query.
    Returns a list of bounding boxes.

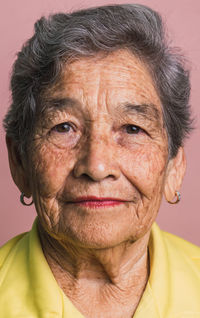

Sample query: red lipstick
[68,196,126,208]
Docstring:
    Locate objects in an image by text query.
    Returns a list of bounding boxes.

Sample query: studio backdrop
[0,0,200,246]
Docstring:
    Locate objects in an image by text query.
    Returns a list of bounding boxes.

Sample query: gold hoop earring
[20,193,33,206]
[167,191,181,204]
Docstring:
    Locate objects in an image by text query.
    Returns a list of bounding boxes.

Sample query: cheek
[119,146,167,239]
[29,143,75,198]
[121,144,167,196]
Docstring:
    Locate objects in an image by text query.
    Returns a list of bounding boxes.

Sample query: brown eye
[48,121,80,149]
[53,122,72,133]
[125,125,142,134]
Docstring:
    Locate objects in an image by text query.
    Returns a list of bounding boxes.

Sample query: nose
[73,135,121,182]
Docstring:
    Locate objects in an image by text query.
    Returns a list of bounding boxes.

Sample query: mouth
[67,196,127,208]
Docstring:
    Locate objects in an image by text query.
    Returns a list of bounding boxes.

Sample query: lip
[67,196,127,208]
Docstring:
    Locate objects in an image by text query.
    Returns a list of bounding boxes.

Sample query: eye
[47,120,81,149]
[125,124,143,134]
[52,122,73,133]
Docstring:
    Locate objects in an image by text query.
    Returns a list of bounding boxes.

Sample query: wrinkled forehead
[42,50,164,125]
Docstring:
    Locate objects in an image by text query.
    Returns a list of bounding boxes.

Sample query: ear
[6,135,32,197]
[164,147,186,202]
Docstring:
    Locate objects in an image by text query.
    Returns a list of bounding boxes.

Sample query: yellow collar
[0,219,200,317]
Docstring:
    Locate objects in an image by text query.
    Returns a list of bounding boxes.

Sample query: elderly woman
[1,4,200,318]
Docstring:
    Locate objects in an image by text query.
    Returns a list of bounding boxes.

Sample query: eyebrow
[42,97,78,110]
[41,98,162,126]
[121,103,162,125]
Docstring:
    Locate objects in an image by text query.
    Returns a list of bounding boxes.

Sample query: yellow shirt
[0,220,200,318]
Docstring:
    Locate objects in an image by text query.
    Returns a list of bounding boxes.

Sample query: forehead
[44,50,163,121]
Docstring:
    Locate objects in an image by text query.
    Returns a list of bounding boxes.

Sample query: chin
[57,222,139,249]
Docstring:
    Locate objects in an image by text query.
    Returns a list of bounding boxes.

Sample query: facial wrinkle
[26,50,172,318]
[122,103,161,124]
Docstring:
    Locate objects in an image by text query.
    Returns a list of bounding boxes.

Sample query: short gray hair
[3,4,193,158]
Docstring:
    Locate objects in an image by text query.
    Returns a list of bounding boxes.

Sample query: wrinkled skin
[31,50,168,246]
[7,49,186,318]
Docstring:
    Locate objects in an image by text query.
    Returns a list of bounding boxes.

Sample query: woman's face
[26,50,170,248]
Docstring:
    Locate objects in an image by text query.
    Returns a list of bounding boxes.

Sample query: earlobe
[164,147,186,203]
[6,135,31,197]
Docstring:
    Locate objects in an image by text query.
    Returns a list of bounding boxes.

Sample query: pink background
[0,0,200,246]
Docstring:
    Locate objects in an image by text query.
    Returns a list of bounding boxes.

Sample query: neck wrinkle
[37,221,150,288]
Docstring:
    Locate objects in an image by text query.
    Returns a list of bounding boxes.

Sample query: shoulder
[150,223,200,289]
[151,223,200,264]
[0,233,27,269]
[161,229,200,314]
[0,221,48,317]
[149,224,200,316]
[161,228,200,268]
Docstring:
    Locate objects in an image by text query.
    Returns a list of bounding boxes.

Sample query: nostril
[79,173,96,182]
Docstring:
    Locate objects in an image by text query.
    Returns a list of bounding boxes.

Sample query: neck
[38,222,150,317]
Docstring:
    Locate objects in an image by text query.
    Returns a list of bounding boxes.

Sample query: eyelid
[123,123,143,131]
[123,124,151,137]
[52,121,75,131]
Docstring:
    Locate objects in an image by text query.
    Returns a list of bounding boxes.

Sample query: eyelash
[123,124,145,135]
[52,122,74,133]
[51,122,147,137]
